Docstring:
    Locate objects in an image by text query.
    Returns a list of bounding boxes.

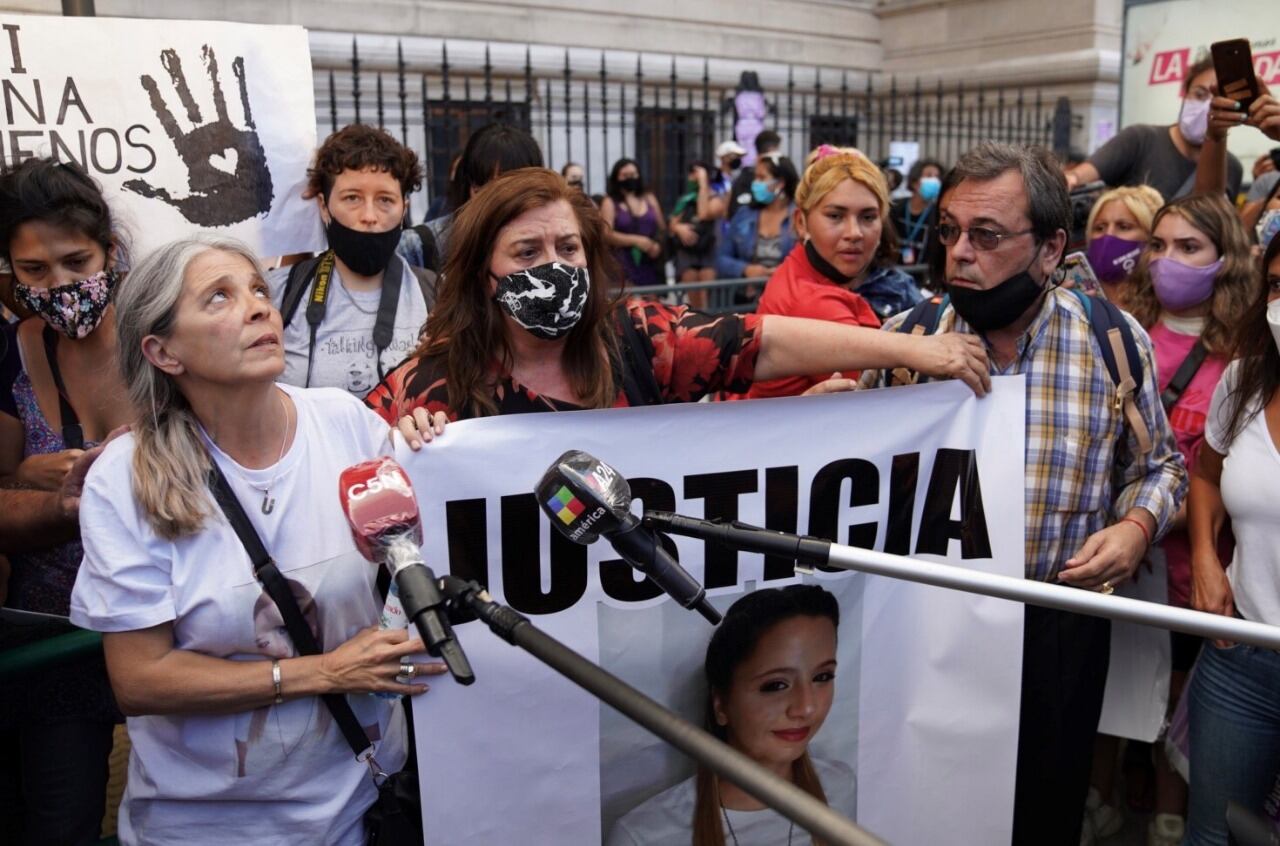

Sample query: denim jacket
[715,204,796,278]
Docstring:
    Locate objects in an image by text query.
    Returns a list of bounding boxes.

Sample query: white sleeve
[1204,360,1242,455]
[69,444,178,632]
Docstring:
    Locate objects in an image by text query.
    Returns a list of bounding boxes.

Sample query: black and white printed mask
[492,262,591,340]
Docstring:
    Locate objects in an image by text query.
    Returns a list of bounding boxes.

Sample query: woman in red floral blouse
[365,168,988,435]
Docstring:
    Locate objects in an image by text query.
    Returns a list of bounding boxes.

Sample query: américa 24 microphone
[338,457,475,685]
[535,450,721,624]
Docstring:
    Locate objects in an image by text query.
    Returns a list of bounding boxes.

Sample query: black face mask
[323,209,402,277]
[947,251,1048,333]
[492,262,591,340]
[728,157,743,170]
[618,177,642,194]
[804,239,854,285]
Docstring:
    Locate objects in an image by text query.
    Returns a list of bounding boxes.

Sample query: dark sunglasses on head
[936,222,1034,251]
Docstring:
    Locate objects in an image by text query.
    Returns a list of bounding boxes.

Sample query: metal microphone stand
[437,576,883,846]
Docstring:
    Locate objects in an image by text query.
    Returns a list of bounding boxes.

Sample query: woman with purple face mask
[1100,194,1258,846]
[1084,185,1164,308]
[0,157,131,845]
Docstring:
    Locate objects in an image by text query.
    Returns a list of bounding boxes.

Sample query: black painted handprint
[125,46,274,226]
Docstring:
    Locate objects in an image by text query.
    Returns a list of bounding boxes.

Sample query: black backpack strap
[41,324,84,449]
[410,224,441,274]
[887,295,947,387]
[207,463,375,760]
[615,302,662,407]
[1070,289,1153,454]
[1160,338,1208,413]
[279,255,323,329]
[406,265,438,314]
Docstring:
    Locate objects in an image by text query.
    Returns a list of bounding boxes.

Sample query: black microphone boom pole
[438,576,882,846]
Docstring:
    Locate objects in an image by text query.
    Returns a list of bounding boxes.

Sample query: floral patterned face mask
[14,269,117,340]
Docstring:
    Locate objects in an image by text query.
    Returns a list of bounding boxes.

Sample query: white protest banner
[1097,549,1171,743]
[0,14,324,257]
[400,377,1027,845]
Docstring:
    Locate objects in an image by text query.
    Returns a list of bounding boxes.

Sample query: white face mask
[1268,298,1280,357]
[1178,97,1211,145]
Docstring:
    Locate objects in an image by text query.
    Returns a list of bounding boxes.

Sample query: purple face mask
[1086,235,1144,283]
[1149,256,1222,311]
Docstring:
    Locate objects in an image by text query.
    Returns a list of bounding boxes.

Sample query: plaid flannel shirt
[876,287,1187,582]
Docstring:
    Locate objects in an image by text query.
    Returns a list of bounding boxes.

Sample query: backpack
[410,223,442,274]
[888,287,1153,454]
[278,252,439,387]
[279,253,439,330]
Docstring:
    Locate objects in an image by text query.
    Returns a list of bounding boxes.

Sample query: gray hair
[115,235,268,539]
[942,142,1071,247]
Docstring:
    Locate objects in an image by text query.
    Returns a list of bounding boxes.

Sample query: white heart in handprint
[209,148,239,175]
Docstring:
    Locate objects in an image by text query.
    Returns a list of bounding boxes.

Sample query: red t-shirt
[1148,320,1231,607]
[747,243,880,399]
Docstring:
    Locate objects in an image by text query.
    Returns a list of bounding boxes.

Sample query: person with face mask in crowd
[747,147,923,399]
[1086,194,1257,846]
[606,585,854,846]
[1084,185,1165,308]
[0,157,132,846]
[730,131,782,219]
[364,168,990,430]
[1194,75,1280,249]
[1069,56,1243,201]
[670,162,729,309]
[889,158,944,266]
[864,142,1186,846]
[1183,230,1280,846]
[715,140,746,196]
[601,158,668,288]
[716,155,799,304]
[269,125,433,398]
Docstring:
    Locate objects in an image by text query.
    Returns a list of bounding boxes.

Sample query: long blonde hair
[115,236,266,539]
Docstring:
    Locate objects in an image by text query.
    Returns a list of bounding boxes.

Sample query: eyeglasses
[567,180,583,188]
[936,223,1034,251]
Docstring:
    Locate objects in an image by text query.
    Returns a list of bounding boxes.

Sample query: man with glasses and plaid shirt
[867,142,1187,845]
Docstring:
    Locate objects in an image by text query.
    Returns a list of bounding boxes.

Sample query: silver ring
[1100,581,1115,595]
[398,662,416,679]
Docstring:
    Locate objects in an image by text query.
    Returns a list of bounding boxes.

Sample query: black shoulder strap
[406,265,438,314]
[280,255,324,329]
[41,324,84,449]
[615,302,662,407]
[1160,337,1208,413]
[410,224,441,274]
[207,463,374,760]
[887,295,947,387]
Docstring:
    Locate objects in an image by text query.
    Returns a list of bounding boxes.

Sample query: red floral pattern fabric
[364,297,762,422]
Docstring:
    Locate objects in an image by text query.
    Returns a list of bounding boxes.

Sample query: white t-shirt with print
[606,758,856,846]
[70,385,406,846]
[269,261,427,397]
[1204,360,1280,625]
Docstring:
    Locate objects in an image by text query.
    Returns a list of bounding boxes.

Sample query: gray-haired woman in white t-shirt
[69,235,448,845]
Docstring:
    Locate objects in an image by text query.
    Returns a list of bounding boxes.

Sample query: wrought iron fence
[313,36,1074,216]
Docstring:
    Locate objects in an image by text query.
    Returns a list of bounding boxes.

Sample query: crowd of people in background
[1,40,1279,846]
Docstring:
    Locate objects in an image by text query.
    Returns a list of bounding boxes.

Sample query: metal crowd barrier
[616,265,935,315]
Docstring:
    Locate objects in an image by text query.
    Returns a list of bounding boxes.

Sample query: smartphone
[1061,251,1107,300]
[1270,147,1280,171]
[1211,39,1259,112]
